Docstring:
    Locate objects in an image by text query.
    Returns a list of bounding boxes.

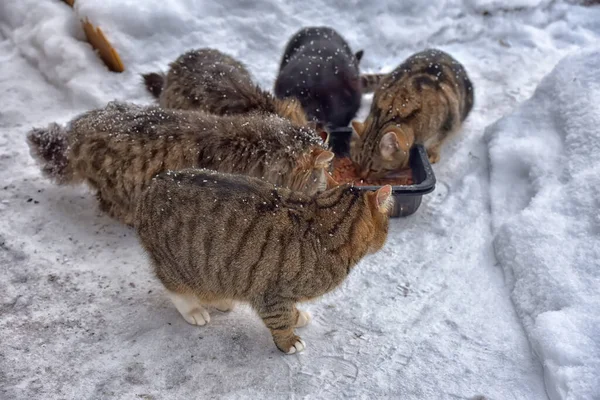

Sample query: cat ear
[316,122,329,144]
[314,150,334,168]
[308,121,329,144]
[355,50,364,63]
[325,172,339,188]
[375,185,393,213]
[379,131,400,161]
[351,121,364,139]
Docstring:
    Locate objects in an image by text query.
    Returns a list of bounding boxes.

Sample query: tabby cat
[135,168,393,354]
[142,48,308,126]
[27,102,334,226]
[350,49,474,179]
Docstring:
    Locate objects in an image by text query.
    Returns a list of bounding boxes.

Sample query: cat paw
[213,299,235,312]
[428,151,440,164]
[274,333,306,355]
[285,339,306,355]
[182,307,211,326]
[167,291,211,326]
[295,310,311,328]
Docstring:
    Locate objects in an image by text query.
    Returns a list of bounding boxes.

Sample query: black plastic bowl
[327,127,436,218]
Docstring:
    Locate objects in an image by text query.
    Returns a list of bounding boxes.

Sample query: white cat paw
[285,339,306,355]
[167,291,210,326]
[295,310,311,328]
[183,307,211,326]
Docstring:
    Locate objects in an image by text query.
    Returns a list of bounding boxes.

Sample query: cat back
[27,102,332,226]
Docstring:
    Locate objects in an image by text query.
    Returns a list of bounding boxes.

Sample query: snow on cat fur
[486,48,600,400]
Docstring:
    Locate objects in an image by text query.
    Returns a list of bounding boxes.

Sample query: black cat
[275,27,364,129]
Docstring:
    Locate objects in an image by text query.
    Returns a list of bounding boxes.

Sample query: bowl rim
[329,140,436,195]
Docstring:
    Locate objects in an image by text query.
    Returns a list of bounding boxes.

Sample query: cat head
[349,120,414,180]
[363,184,394,253]
[290,147,336,195]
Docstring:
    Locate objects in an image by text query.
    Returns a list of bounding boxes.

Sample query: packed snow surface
[1,0,599,399]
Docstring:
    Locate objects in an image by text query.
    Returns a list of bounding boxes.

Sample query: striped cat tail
[26,123,75,184]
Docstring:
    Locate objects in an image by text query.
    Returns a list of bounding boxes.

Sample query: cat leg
[96,192,114,216]
[427,144,441,164]
[256,300,305,354]
[120,206,136,227]
[295,308,311,328]
[167,290,211,326]
[212,299,235,312]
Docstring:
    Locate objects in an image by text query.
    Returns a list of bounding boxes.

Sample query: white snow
[1,0,600,399]
[463,0,551,13]
[486,47,600,400]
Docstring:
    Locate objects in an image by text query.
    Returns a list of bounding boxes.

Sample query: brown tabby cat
[142,48,308,126]
[350,49,474,179]
[27,102,334,226]
[135,168,393,354]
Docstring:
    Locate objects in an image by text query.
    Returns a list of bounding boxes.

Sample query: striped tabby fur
[142,48,308,126]
[26,102,333,226]
[135,168,393,354]
[351,49,474,179]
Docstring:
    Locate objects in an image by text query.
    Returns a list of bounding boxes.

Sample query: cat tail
[360,73,387,93]
[142,71,165,98]
[26,123,75,185]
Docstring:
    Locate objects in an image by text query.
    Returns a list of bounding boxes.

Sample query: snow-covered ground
[1,1,599,399]
[486,48,600,400]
